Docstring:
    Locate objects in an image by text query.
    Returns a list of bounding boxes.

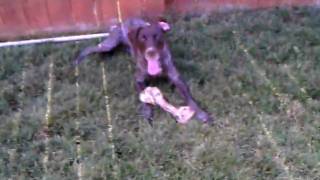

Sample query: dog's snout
[146,48,157,59]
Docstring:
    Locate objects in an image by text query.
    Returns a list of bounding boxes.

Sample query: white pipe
[0,33,110,48]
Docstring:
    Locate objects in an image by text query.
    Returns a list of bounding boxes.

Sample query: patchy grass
[1,7,320,179]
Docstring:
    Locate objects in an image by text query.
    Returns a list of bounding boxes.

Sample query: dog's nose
[146,48,157,59]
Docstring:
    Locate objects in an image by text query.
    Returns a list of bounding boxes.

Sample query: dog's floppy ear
[128,27,143,43]
[158,18,170,32]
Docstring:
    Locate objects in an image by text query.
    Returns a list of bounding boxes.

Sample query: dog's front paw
[195,110,215,125]
[139,104,154,126]
[73,58,81,66]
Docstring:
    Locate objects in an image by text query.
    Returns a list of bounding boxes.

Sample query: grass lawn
[0,6,319,179]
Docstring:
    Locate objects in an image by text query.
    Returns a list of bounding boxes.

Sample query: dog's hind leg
[73,27,123,65]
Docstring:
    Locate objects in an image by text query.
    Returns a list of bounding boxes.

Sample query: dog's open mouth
[146,56,162,76]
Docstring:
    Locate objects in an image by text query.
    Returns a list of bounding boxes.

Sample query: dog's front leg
[165,57,214,124]
[135,71,154,125]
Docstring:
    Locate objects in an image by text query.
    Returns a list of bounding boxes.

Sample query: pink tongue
[147,60,162,75]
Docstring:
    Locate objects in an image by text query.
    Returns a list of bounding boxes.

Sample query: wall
[0,0,318,40]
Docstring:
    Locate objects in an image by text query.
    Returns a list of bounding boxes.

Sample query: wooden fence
[0,0,319,40]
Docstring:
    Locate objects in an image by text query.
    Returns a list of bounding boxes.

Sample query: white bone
[139,87,194,124]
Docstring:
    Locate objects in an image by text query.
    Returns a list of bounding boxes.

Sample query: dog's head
[129,20,170,76]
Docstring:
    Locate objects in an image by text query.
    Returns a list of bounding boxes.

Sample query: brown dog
[74,18,214,125]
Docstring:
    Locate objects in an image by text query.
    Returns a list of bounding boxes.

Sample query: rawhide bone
[139,87,195,124]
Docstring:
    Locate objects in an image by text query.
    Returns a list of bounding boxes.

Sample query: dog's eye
[153,34,158,40]
[141,35,147,41]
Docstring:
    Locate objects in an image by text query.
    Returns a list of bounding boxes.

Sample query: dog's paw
[73,59,80,66]
[139,104,154,126]
[195,111,215,125]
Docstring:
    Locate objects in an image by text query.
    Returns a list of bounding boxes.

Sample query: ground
[0,7,320,179]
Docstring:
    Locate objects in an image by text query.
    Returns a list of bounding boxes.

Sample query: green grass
[1,6,320,179]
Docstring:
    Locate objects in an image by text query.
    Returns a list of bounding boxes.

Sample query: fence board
[0,0,29,36]
[46,0,73,31]
[70,0,97,30]
[0,0,319,40]
[24,0,50,33]
[99,0,117,27]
